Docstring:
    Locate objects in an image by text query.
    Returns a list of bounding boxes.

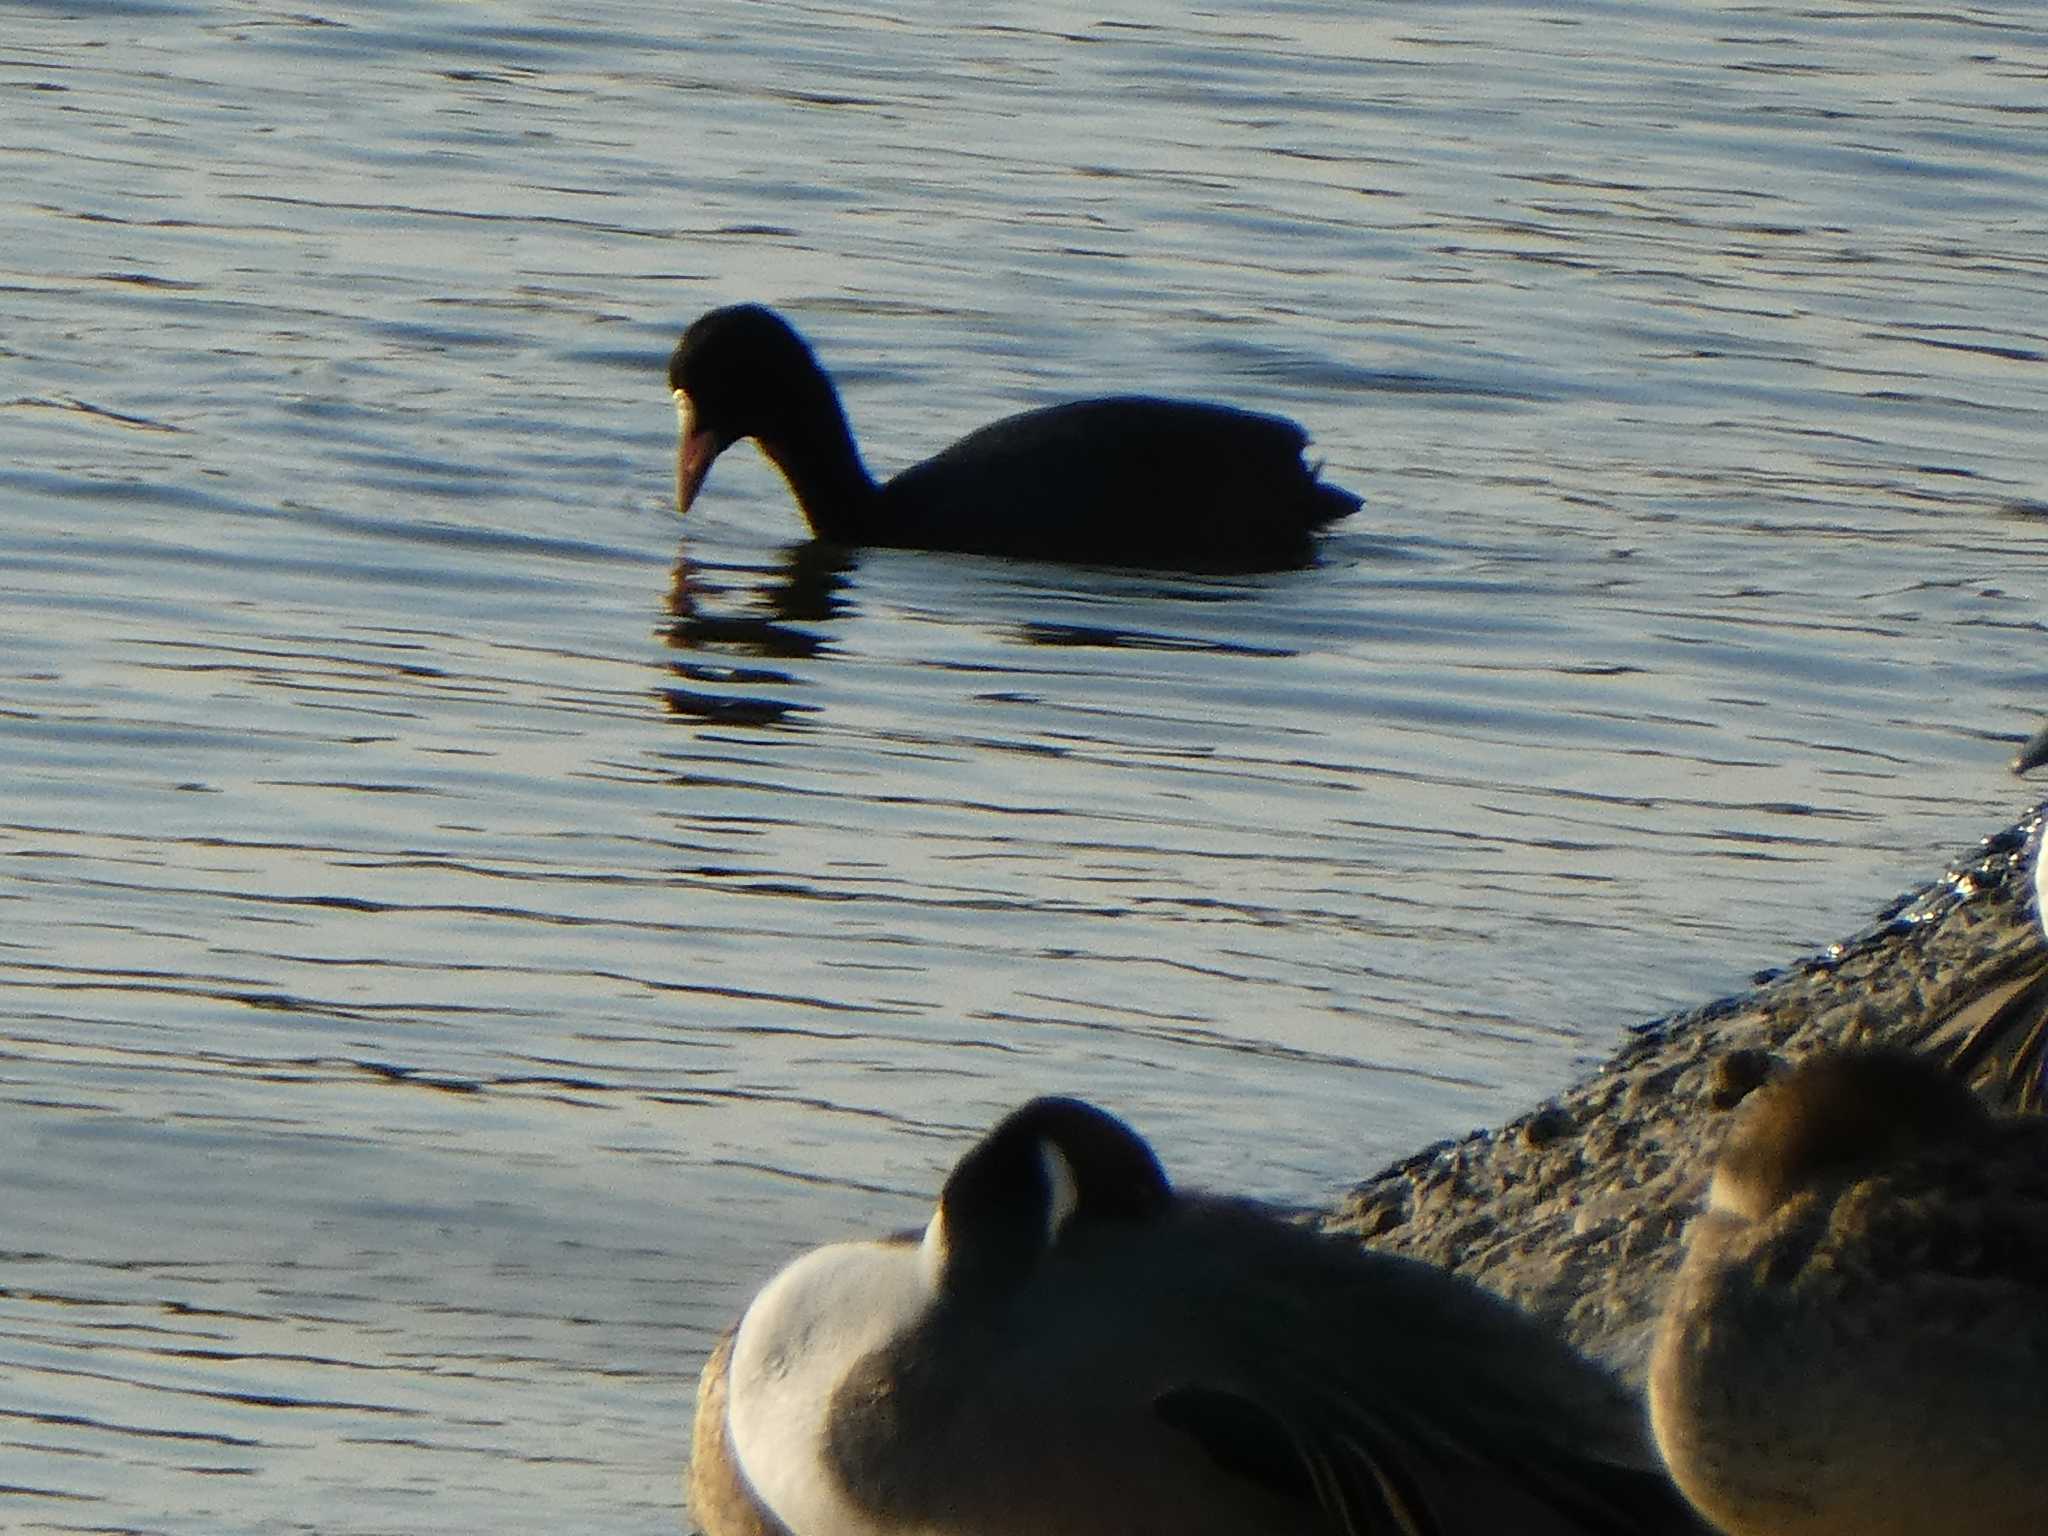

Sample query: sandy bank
[1327,799,2048,1386]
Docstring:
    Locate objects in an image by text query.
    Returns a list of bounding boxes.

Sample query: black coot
[666,304,1360,572]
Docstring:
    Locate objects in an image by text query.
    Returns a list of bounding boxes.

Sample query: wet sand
[1328,797,2048,1386]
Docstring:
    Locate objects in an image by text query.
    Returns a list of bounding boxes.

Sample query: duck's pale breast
[1651,1160,2048,1536]
[691,1332,796,1536]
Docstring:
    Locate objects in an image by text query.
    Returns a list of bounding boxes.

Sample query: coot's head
[667,304,833,515]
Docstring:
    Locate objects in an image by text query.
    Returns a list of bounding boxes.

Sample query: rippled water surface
[3,1,2045,1530]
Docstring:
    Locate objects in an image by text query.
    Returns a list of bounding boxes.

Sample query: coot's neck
[755,366,881,543]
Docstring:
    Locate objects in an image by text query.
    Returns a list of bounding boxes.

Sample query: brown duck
[1651,1048,2048,1536]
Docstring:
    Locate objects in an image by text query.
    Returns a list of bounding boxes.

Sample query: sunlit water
[3,1,2044,1530]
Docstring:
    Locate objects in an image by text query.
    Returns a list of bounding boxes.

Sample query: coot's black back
[875,396,1359,570]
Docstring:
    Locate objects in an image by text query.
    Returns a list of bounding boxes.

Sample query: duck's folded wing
[1918,958,2048,1114]
[1154,1377,1705,1536]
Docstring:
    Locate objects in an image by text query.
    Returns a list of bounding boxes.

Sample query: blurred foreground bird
[1651,1048,2048,1536]
[691,1095,1706,1536]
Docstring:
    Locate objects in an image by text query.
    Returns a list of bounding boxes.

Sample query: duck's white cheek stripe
[1038,1140,1079,1242]
[726,1239,930,1536]
[919,1208,948,1288]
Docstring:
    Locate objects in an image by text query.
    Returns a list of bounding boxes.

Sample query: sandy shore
[1326,796,2048,1387]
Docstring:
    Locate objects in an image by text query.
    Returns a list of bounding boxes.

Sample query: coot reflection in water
[665,304,1362,572]
[656,545,855,726]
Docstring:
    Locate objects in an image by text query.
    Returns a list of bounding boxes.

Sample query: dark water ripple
[3,1,2046,1530]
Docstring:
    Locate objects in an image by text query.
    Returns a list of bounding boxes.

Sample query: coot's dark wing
[877,396,1359,571]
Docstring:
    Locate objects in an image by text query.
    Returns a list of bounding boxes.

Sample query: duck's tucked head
[927,1095,1172,1295]
[1708,1048,1988,1224]
[667,304,842,516]
[715,1097,1170,1536]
